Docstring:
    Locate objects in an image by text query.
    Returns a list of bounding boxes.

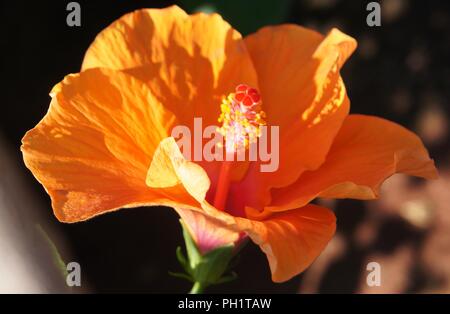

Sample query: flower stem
[213,160,232,211]
[189,281,205,294]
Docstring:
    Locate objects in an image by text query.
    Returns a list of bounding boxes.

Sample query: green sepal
[175,246,191,276]
[168,271,194,282]
[172,220,238,290]
[192,243,234,286]
[181,220,202,270]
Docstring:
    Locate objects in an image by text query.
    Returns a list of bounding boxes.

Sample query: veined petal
[81,6,258,127]
[244,26,355,130]
[176,207,242,255]
[146,137,210,204]
[21,68,184,222]
[146,137,241,253]
[235,26,356,210]
[267,115,438,213]
[235,204,336,282]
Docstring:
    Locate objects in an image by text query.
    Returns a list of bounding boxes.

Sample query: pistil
[213,84,265,211]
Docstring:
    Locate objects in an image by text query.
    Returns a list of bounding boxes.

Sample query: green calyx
[170,220,238,293]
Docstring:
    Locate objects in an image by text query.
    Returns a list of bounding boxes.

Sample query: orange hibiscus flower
[21,6,437,284]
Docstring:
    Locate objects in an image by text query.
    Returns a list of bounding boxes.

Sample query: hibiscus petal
[236,204,336,282]
[244,26,355,130]
[146,137,210,204]
[176,207,242,255]
[81,5,258,127]
[146,137,241,253]
[267,114,438,213]
[235,26,356,210]
[21,68,183,222]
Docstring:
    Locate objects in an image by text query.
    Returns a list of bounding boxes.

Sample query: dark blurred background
[1,0,449,293]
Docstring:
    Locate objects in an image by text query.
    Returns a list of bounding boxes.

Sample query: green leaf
[35,224,68,280]
[179,0,293,36]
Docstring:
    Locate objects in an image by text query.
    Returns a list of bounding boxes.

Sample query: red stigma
[234,84,261,107]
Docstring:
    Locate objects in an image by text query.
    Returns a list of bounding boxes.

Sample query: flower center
[217,84,266,154]
[213,84,265,213]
